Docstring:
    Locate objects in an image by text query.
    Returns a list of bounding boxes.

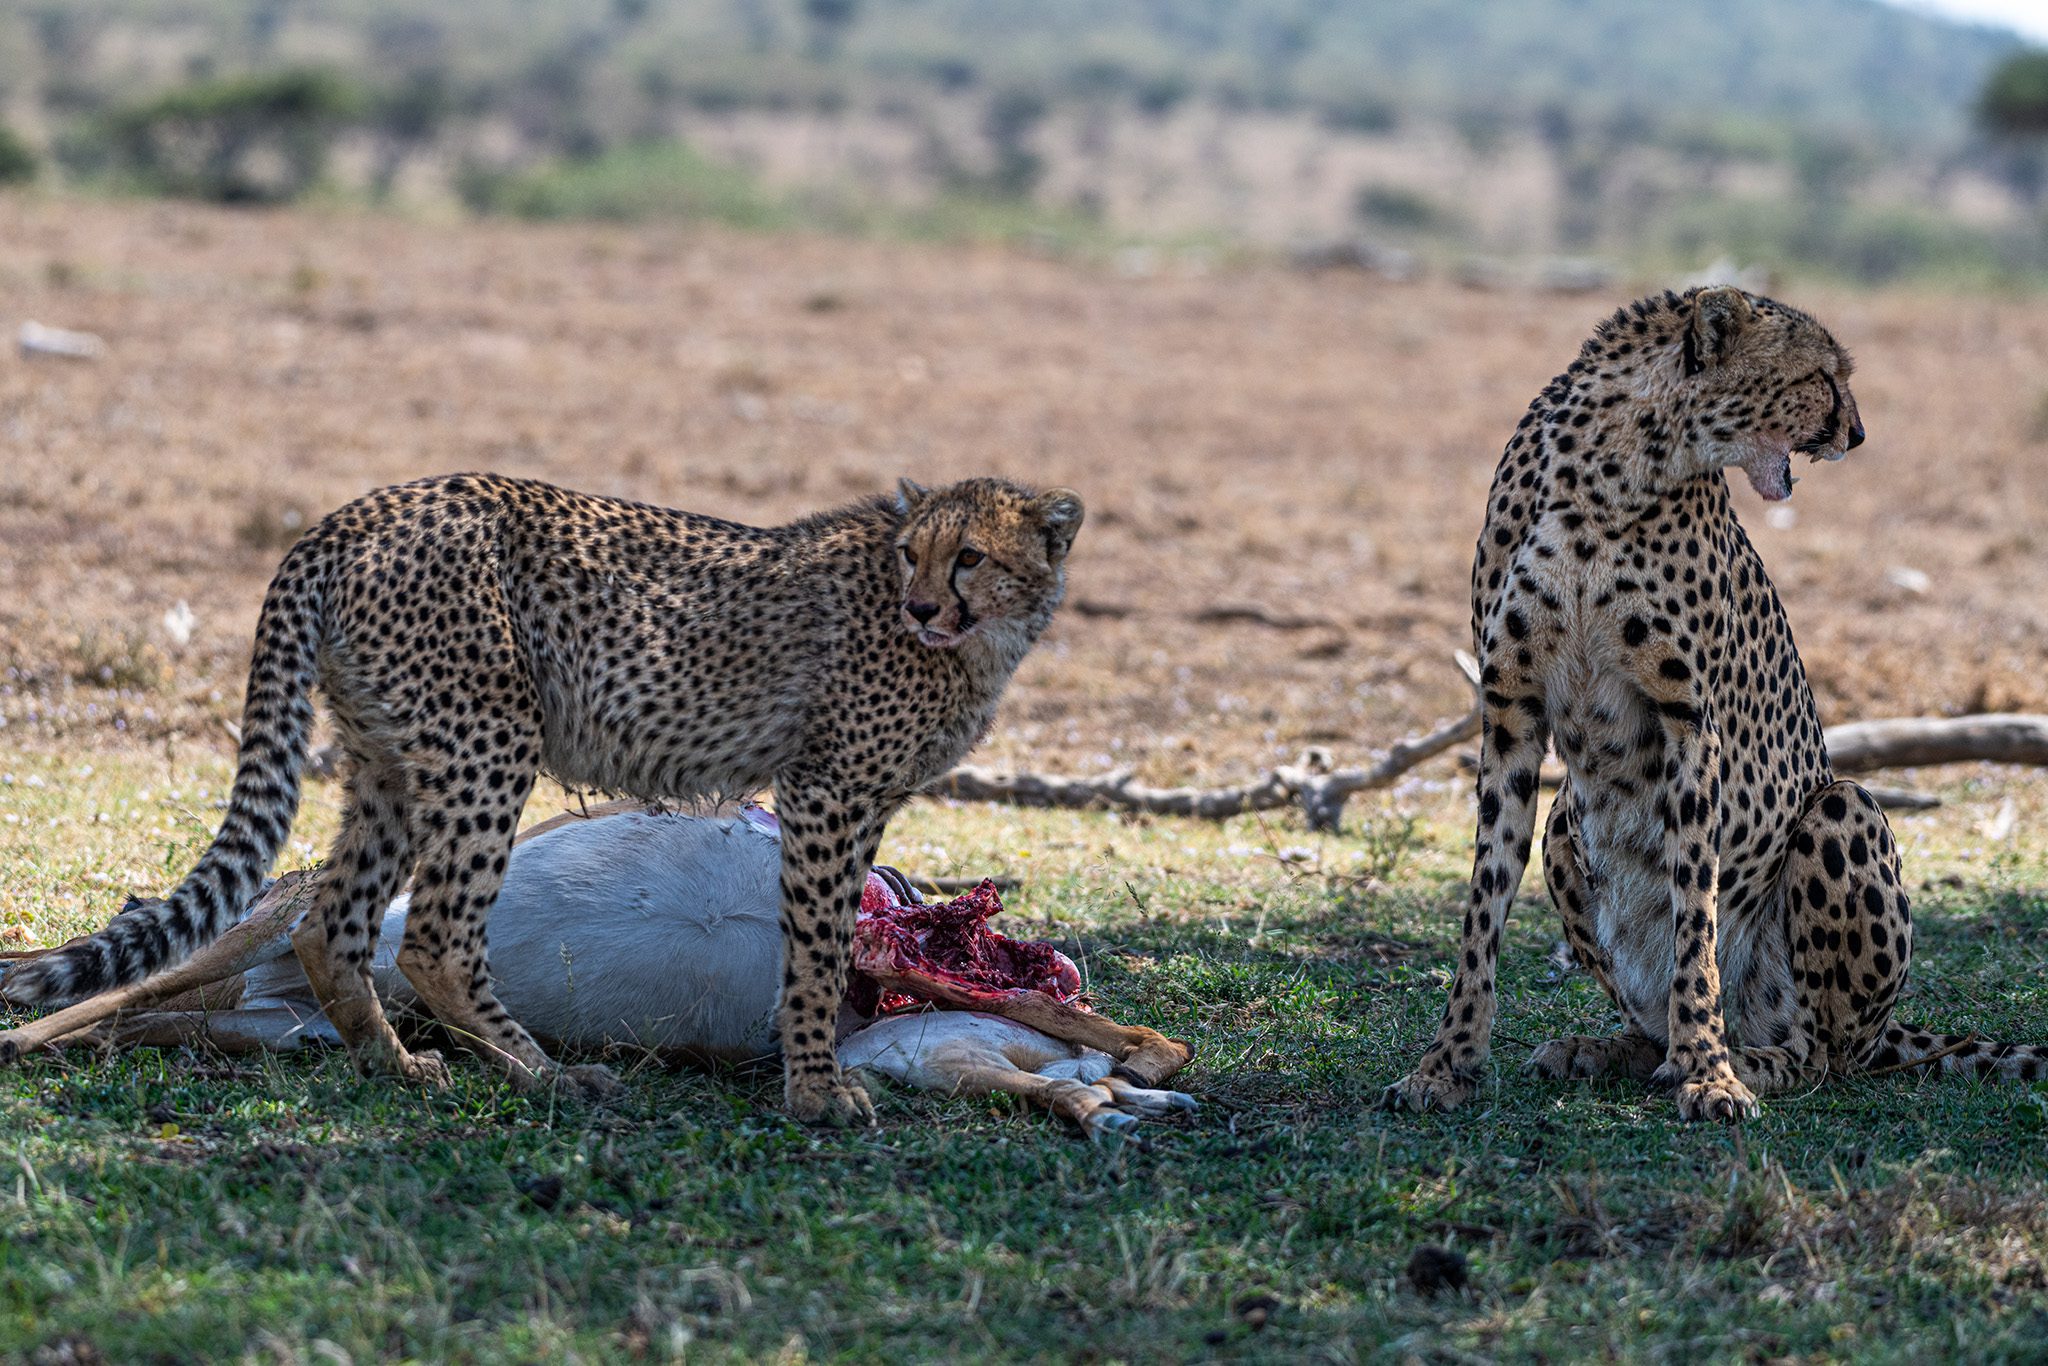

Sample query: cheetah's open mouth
[912,622,974,648]
[1736,441,1797,502]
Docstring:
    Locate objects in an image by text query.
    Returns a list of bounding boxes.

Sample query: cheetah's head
[1681,286,1863,502]
[893,477,1084,650]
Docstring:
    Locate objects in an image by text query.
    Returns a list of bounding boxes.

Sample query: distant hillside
[3,0,2043,284]
[827,0,2023,143]
[4,0,2024,146]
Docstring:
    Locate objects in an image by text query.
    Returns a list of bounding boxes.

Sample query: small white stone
[162,599,199,648]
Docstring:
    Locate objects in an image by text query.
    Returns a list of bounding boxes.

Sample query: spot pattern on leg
[291,756,438,1083]
[771,780,884,1127]
[1383,676,1549,1114]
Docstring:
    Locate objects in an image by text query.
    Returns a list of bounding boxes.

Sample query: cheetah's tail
[1,533,330,1014]
[1865,1022,2048,1083]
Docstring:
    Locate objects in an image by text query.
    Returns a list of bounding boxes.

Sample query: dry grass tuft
[61,627,166,692]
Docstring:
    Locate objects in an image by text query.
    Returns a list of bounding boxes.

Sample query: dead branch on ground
[1825,714,2048,774]
[931,654,1481,832]
[934,690,2048,829]
[0,870,319,1058]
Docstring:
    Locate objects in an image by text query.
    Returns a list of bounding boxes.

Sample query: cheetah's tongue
[1739,447,1796,502]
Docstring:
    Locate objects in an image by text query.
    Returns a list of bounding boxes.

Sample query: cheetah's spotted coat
[1384,286,2048,1121]
[4,473,1082,1125]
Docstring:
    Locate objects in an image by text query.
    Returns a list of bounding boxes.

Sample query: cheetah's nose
[906,601,940,625]
[1847,421,1865,451]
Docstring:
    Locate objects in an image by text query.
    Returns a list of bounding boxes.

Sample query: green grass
[4,748,2048,1361]
[454,137,1142,260]
[459,141,798,230]
[1650,192,2048,291]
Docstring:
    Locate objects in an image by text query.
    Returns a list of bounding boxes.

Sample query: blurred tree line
[2,1,2047,283]
[1980,48,2048,204]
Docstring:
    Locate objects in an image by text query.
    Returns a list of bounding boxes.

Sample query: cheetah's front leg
[773,779,882,1127]
[1651,714,1757,1121]
[1383,677,1549,1113]
[1531,793,1664,1085]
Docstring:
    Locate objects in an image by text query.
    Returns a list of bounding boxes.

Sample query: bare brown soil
[3,196,2046,784]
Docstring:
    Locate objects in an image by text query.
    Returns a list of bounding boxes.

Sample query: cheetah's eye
[900,545,918,567]
[955,548,984,569]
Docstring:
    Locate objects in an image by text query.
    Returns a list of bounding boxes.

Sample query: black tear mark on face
[1681,329,1701,378]
[1794,372,1842,455]
[950,579,978,633]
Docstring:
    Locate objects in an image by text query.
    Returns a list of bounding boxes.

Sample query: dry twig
[931,653,1482,832]
[1860,1032,1983,1077]
[932,687,2048,831]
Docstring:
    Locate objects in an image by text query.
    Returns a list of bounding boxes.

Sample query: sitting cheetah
[1384,286,2047,1122]
[4,472,1083,1125]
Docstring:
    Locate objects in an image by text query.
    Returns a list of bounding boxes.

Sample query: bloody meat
[848,875,1085,1017]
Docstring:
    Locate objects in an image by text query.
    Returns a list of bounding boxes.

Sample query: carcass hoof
[1085,1111,1144,1147]
[1113,1086,1199,1117]
[554,1062,626,1104]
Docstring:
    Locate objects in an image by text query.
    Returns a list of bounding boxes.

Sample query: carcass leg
[839,1012,1196,1141]
[0,871,318,1061]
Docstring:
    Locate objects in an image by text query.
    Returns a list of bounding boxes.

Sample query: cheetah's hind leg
[291,755,451,1088]
[392,739,622,1104]
[1769,780,1915,1087]
[1810,773,2048,1082]
[1528,1033,1665,1083]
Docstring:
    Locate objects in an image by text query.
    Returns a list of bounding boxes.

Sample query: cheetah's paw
[396,1048,453,1090]
[786,1071,878,1128]
[1529,1034,1659,1082]
[1380,1068,1479,1114]
[1664,1069,1758,1123]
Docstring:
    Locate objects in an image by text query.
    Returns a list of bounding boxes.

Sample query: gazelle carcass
[0,804,1195,1142]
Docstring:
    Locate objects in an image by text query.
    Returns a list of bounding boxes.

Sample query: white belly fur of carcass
[237,810,1122,1078]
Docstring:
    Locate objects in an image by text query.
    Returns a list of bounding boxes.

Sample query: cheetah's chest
[1534,559,1783,1043]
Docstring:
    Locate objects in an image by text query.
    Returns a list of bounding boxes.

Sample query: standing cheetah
[3,473,1083,1125]
[1384,286,2047,1121]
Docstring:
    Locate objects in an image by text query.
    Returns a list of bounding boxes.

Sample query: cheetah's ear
[895,478,932,516]
[1034,488,1084,562]
[1682,286,1755,377]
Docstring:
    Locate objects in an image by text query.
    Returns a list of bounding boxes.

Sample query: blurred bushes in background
[457,139,789,227]
[0,125,37,185]
[5,1,2048,286]
[76,69,365,204]
[46,57,459,208]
